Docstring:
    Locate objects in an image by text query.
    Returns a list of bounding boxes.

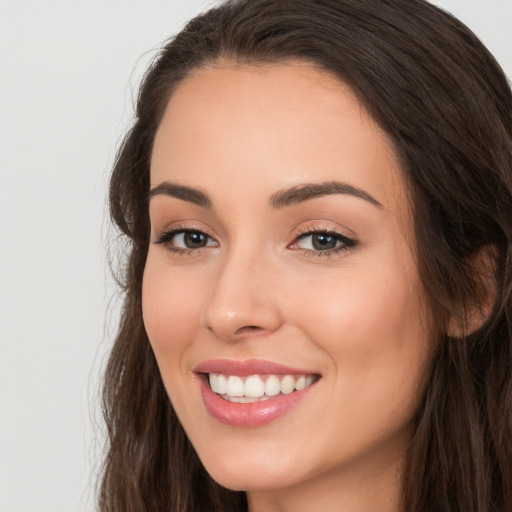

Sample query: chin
[196,444,309,492]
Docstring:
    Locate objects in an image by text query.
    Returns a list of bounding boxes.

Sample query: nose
[201,249,283,342]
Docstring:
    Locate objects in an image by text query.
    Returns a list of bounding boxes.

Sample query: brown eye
[182,231,208,248]
[154,229,218,252]
[310,233,339,250]
[290,230,357,256]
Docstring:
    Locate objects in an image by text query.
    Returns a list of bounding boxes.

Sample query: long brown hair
[99,1,512,510]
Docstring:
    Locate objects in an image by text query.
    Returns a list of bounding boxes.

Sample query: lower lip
[198,375,317,427]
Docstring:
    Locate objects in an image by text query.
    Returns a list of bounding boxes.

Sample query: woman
[99,0,512,511]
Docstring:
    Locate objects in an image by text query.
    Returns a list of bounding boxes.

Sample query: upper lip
[194,359,319,377]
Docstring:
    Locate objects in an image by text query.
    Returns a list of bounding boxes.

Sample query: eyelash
[291,225,357,258]
[153,224,357,258]
[154,224,217,257]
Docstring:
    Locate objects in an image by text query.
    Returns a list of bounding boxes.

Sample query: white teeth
[295,375,306,391]
[217,374,227,394]
[209,373,218,391]
[264,375,281,397]
[280,375,295,395]
[226,376,244,397]
[245,375,265,398]
[208,372,317,399]
[209,373,227,394]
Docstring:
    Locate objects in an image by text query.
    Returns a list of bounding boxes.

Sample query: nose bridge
[202,241,282,340]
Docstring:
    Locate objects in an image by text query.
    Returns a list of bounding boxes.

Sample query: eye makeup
[154,222,219,257]
[288,223,358,259]
[153,221,358,259]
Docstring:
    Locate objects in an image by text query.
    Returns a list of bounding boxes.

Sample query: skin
[143,62,434,512]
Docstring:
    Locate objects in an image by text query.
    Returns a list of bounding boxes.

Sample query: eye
[298,233,341,251]
[289,228,357,256]
[154,228,218,253]
[172,231,212,249]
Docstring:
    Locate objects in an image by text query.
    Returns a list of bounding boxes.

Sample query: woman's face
[143,63,433,508]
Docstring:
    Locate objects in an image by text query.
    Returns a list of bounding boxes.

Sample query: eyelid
[290,221,356,241]
[152,220,357,258]
[287,222,358,256]
[153,221,216,242]
[153,222,219,256]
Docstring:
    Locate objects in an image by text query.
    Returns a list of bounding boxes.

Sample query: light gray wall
[0,1,510,511]
[0,2,217,511]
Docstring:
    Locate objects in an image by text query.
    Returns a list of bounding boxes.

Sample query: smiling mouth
[206,373,320,403]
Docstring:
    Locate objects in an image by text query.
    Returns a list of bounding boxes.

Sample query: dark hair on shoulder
[100,1,512,511]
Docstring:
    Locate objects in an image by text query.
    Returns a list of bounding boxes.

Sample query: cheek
[141,256,202,364]
[296,264,424,349]
[292,255,430,418]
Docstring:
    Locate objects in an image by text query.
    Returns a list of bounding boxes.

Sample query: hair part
[101,1,512,511]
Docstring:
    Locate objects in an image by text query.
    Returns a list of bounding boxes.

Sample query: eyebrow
[148,179,382,210]
[270,181,382,209]
[148,182,212,208]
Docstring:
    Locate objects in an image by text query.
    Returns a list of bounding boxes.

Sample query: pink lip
[194,358,314,376]
[195,359,320,427]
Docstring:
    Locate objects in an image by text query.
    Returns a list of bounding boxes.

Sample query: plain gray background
[0,1,511,511]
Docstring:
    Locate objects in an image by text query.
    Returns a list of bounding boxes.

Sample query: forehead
[151,62,407,215]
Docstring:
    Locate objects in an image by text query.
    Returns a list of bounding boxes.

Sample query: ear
[447,244,498,338]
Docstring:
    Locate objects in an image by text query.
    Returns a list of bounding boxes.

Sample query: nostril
[234,325,264,336]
